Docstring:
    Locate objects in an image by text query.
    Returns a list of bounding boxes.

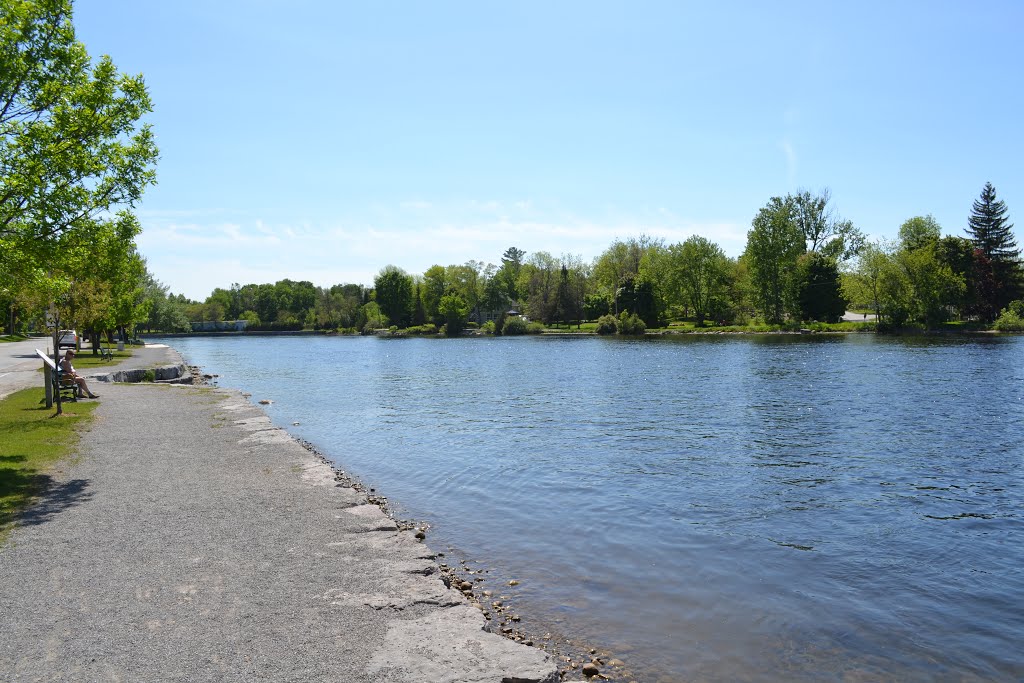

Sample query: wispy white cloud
[780,138,797,187]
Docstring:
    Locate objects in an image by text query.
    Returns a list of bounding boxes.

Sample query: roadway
[0,337,53,400]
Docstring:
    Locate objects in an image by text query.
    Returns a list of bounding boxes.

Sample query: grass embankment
[0,388,98,540]
[0,334,29,343]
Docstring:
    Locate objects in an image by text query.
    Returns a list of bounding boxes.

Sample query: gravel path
[0,357,555,682]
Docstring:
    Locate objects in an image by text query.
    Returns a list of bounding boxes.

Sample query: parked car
[57,329,78,349]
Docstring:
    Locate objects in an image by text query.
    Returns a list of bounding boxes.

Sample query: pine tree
[966,182,1021,317]
[967,182,1018,261]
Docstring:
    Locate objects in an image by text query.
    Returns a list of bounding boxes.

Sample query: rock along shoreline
[190,354,639,683]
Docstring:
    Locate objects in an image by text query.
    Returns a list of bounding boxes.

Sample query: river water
[156,333,1024,682]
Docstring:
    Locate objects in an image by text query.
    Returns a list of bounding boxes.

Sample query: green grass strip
[0,388,98,541]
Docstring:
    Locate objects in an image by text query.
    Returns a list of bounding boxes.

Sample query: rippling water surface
[157,334,1024,682]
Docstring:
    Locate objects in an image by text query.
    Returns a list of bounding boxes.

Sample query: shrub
[502,316,529,335]
[595,314,618,335]
[480,321,496,334]
[142,369,156,383]
[247,320,303,332]
[527,321,545,334]
[994,306,1024,331]
[405,323,439,336]
[730,310,751,326]
[617,312,646,335]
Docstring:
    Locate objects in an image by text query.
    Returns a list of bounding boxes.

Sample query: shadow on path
[1,473,92,529]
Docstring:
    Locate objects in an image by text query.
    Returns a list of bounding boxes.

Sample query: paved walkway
[841,310,877,322]
[0,352,555,682]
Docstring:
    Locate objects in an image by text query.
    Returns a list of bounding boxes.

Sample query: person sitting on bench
[60,349,100,399]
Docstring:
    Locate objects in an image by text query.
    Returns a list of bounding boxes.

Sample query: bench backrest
[36,349,61,372]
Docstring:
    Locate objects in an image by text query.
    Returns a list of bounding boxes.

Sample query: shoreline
[2,346,559,683]
[182,350,637,682]
[140,324,1012,341]
[292,435,635,681]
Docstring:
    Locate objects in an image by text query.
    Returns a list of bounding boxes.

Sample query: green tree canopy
[796,252,846,323]
[0,0,157,251]
[898,215,942,252]
[746,196,805,323]
[593,235,664,315]
[438,293,469,336]
[421,265,449,325]
[519,251,559,324]
[1,0,157,336]
[792,189,863,260]
[373,265,413,328]
[667,236,730,325]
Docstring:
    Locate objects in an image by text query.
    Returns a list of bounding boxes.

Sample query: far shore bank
[139,325,1013,340]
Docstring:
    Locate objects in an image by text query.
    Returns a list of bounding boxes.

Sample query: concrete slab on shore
[0,376,556,682]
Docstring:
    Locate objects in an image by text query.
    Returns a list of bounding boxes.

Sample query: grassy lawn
[937,320,989,332]
[0,333,29,343]
[0,388,98,540]
[68,348,134,369]
[35,348,134,373]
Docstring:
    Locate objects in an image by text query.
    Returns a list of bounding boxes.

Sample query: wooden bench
[35,349,81,406]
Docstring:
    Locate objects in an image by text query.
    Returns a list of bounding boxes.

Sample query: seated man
[59,349,99,399]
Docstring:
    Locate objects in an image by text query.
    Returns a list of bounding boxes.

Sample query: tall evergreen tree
[968,182,1018,260]
[966,182,1021,316]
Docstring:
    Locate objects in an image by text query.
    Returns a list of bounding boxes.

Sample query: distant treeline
[136,185,1023,336]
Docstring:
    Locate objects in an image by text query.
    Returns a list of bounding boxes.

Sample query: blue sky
[75,1,1024,301]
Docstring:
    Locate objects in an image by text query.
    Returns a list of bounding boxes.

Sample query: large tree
[899,215,942,252]
[667,236,730,325]
[796,252,846,323]
[746,196,805,323]
[421,265,449,325]
[519,251,559,324]
[968,183,1018,261]
[967,182,1020,316]
[498,247,526,303]
[1,0,157,333]
[844,241,889,322]
[859,240,963,329]
[373,265,413,328]
[593,235,664,315]
[792,189,864,260]
[554,255,588,327]
[0,0,157,252]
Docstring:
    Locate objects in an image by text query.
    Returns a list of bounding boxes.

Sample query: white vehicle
[57,329,78,349]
